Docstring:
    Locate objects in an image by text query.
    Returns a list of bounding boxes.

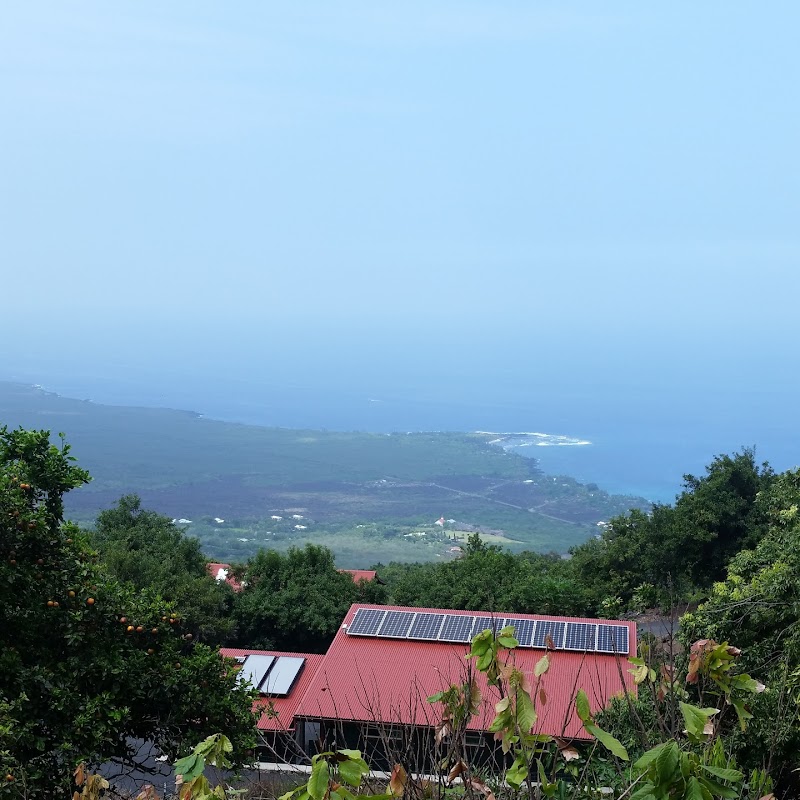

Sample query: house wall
[300,719,505,773]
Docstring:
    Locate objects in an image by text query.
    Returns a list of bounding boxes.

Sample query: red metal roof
[338,569,378,583]
[220,648,324,731]
[294,604,636,741]
[207,562,243,592]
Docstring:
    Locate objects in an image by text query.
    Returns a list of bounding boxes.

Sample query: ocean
[3,336,797,505]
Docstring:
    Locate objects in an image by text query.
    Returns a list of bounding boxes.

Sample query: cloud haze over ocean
[1,3,798,499]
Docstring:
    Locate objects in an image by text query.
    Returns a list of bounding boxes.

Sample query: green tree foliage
[0,428,257,797]
[232,544,387,652]
[569,449,773,606]
[384,536,590,616]
[681,468,800,781]
[91,494,235,644]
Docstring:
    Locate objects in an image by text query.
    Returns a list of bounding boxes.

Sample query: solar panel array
[345,609,630,655]
[237,655,306,696]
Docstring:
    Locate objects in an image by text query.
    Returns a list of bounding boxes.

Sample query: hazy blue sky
[1,3,799,377]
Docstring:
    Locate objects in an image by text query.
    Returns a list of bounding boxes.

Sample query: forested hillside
[0,382,648,562]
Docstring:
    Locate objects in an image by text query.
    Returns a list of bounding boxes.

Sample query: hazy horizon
[2,3,798,501]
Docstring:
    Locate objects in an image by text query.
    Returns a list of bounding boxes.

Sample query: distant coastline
[476,431,592,448]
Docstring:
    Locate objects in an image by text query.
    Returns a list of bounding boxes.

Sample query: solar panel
[378,611,415,638]
[409,613,445,640]
[471,616,504,638]
[438,614,475,643]
[565,622,596,651]
[263,656,305,696]
[345,607,629,656]
[238,655,274,690]
[532,620,566,649]
[348,608,386,636]
[505,618,536,647]
[596,624,629,655]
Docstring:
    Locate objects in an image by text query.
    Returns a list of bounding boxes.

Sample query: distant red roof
[220,648,324,731]
[338,569,379,583]
[207,562,243,592]
[295,604,636,741]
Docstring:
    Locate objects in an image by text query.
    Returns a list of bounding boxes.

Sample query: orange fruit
[87,598,95,606]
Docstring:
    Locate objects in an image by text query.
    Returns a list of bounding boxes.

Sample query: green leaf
[575,689,591,723]
[174,753,205,781]
[701,766,744,783]
[308,760,330,800]
[634,742,669,772]
[628,782,657,800]
[698,777,738,799]
[516,685,538,732]
[506,756,528,789]
[338,757,366,787]
[679,702,718,739]
[730,698,753,731]
[535,654,550,677]
[686,776,705,800]
[584,723,629,761]
[336,748,363,761]
[654,741,679,784]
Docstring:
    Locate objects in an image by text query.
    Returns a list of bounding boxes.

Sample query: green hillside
[0,382,649,561]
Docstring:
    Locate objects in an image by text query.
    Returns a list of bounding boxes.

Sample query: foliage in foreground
[178,624,773,800]
[0,427,257,798]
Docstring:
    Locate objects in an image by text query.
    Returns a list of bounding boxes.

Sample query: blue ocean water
[1,348,800,502]
[2,322,797,504]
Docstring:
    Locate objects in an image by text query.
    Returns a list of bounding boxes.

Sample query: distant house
[294,524,307,530]
[205,562,243,592]
[337,568,383,584]
[434,516,445,527]
[271,515,283,521]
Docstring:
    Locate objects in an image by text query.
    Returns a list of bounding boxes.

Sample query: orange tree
[0,427,257,799]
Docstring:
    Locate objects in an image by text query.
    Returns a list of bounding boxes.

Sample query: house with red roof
[220,647,324,761]
[222,603,636,768]
[206,562,243,592]
[337,568,383,584]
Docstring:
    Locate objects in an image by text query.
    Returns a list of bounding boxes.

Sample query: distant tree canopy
[0,428,256,797]
[381,534,591,616]
[91,494,235,644]
[568,449,774,607]
[232,543,387,652]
